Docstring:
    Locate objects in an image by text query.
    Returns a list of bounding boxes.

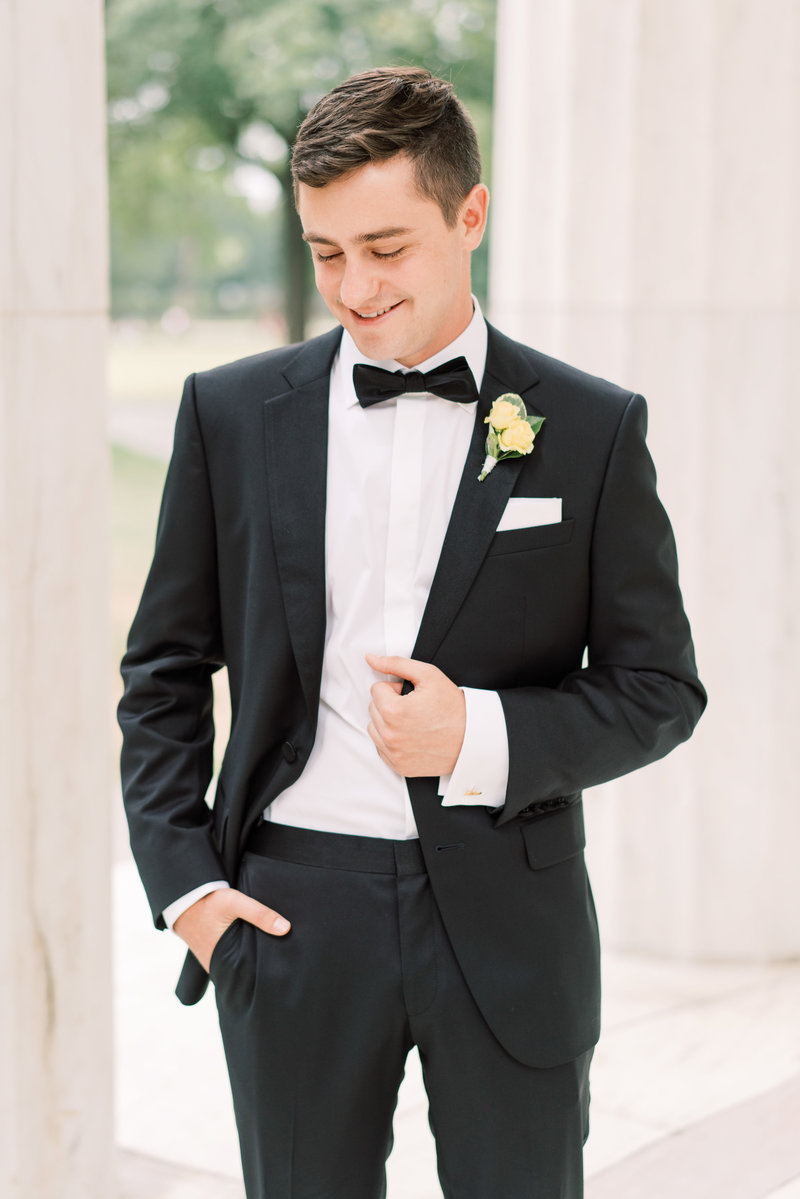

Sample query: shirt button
[281,740,298,763]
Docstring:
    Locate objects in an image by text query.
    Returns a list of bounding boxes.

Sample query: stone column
[490,0,800,959]
[0,2,112,1195]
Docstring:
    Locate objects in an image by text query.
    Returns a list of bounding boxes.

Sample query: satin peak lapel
[263,330,340,718]
[411,326,542,665]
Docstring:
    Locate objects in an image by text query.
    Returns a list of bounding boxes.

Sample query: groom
[119,66,705,1199]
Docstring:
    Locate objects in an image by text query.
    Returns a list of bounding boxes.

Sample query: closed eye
[313,246,404,263]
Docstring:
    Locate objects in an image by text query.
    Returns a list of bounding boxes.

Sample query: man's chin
[345,327,404,364]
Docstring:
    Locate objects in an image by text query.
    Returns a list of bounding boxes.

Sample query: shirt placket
[384,393,428,837]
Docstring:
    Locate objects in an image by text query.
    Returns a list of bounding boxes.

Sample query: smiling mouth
[351,301,404,321]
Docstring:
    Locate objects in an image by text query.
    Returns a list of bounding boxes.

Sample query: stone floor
[114,859,800,1198]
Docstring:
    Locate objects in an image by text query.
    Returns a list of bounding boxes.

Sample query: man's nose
[339,259,380,311]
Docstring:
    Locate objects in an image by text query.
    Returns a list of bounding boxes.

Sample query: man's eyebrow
[302,227,412,245]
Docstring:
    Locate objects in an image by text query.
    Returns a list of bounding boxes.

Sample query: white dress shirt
[163,303,510,927]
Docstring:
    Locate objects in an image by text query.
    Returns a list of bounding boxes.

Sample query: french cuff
[438,687,509,809]
[162,880,230,930]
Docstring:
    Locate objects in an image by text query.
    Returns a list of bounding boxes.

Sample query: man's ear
[461,183,490,250]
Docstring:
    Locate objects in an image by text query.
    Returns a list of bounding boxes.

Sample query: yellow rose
[487,398,520,431]
[498,419,535,454]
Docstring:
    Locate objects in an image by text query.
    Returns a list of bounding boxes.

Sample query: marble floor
[114,859,800,1198]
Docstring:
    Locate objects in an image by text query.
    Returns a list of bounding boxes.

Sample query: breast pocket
[486,518,575,557]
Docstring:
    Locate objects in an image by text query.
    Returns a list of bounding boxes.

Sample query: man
[119,66,705,1199]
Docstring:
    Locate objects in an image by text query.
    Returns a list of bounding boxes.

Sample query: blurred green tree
[106,0,496,339]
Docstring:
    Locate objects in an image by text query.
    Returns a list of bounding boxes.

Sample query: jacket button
[281,740,298,763]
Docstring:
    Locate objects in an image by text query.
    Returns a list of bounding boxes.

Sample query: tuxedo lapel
[411,325,542,665]
[263,329,341,718]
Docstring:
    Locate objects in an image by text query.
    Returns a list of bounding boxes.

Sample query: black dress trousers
[210,823,591,1199]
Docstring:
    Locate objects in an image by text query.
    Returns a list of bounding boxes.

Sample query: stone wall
[0,1,112,1194]
[490,0,800,959]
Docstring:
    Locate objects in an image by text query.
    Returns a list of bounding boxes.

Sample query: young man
[119,67,705,1199]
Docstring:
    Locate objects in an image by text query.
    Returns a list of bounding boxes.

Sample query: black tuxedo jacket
[119,322,705,1068]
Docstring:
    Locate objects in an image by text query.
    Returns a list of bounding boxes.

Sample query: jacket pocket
[520,801,586,870]
[486,518,575,557]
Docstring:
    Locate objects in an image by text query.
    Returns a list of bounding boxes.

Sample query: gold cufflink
[464,787,482,796]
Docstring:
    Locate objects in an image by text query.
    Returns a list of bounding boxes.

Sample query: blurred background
[2,1,799,1197]
[106,0,496,774]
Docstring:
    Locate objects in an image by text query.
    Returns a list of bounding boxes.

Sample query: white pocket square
[496,497,562,532]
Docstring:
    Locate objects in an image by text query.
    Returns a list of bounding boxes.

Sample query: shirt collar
[336,298,488,410]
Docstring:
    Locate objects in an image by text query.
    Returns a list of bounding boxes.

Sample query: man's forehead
[296,157,437,240]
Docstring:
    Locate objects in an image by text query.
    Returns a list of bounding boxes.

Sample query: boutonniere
[478,394,545,481]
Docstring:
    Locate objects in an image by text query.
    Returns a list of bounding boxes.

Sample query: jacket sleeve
[118,374,228,924]
[496,392,706,824]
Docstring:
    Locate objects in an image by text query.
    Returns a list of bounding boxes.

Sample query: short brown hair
[291,67,482,227]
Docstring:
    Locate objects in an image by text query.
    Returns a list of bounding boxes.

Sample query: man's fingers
[232,891,291,936]
[368,694,397,724]
[367,702,382,741]
[173,888,290,972]
[370,680,402,704]
[366,652,431,686]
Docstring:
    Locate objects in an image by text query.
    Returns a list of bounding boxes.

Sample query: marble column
[0,1,112,1195]
[490,0,800,959]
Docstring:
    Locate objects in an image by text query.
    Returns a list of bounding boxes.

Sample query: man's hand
[173,887,290,972]
[366,653,466,777]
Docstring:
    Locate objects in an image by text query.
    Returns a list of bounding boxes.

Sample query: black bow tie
[353,356,479,408]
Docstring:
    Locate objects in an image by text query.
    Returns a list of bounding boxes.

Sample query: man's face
[297,155,488,367]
